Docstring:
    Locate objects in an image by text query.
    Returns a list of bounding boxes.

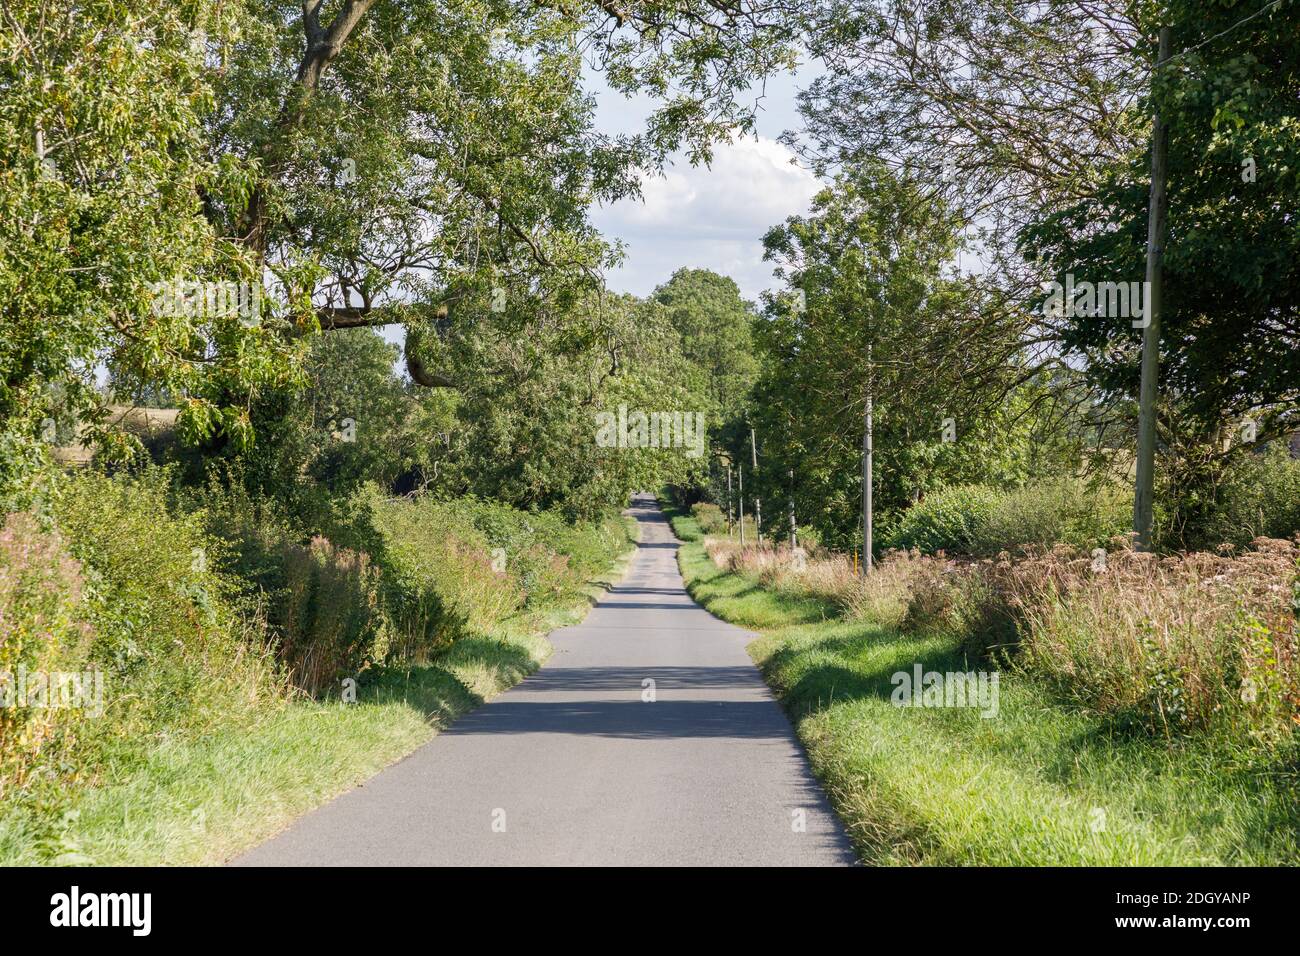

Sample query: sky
[585,61,825,304]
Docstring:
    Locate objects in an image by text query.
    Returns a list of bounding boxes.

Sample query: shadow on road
[445,698,797,740]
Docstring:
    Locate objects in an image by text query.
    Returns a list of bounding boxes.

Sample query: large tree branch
[317,302,458,389]
[297,0,377,89]
[242,0,379,255]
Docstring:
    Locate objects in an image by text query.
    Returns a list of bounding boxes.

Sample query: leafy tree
[651,268,759,417]
[205,0,800,396]
[0,2,297,499]
[750,160,1059,552]
[435,290,709,517]
[1,0,801,497]
[1023,1,1300,544]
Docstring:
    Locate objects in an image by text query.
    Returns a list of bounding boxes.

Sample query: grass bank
[0,474,636,866]
[677,537,1300,865]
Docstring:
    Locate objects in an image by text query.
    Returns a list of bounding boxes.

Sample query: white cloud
[592,135,823,302]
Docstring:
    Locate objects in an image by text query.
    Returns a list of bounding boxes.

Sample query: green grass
[678,537,1300,865]
[0,517,638,866]
[657,495,702,542]
[657,493,754,546]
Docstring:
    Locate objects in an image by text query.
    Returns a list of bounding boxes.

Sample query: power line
[1160,0,1289,67]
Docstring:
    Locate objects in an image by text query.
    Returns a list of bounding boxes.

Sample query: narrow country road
[234,494,853,866]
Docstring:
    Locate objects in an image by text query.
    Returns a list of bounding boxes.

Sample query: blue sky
[585,60,825,303]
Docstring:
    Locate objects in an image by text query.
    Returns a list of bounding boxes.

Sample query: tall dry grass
[704,538,929,629]
[702,527,1300,745]
[999,538,1299,739]
[888,537,1300,741]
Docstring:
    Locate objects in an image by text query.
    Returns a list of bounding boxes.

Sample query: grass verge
[678,537,1300,865]
[0,516,637,866]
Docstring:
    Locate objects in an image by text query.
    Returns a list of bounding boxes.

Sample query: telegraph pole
[788,468,797,550]
[726,463,733,536]
[738,463,745,547]
[750,427,762,544]
[1134,25,1171,551]
[861,346,874,574]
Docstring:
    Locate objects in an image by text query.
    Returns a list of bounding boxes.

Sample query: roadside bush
[1,468,288,801]
[690,502,726,535]
[197,483,632,676]
[367,499,516,661]
[970,479,1131,556]
[883,484,1001,554]
[191,478,389,695]
[279,537,386,696]
[0,514,95,790]
[900,555,1017,659]
[51,471,282,735]
[418,497,631,608]
[1194,446,1300,550]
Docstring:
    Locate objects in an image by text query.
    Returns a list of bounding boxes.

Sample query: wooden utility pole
[750,427,762,544]
[1134,26,1171,551]
[860,345,875,574]
[738,463,746,547]
[726,464,733,536]
[788,467,797,550]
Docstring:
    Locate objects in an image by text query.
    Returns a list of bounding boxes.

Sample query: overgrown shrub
[899,556,1017,659]
[1194,446,1300,550]
[0,470,286,797]
[970,479,1131,556]
[51,471,281,735]
[883,484,1001,554]
[0,514,95,790]
[279,537,386,696]
[691,502,726,534]
[189,476,386,695]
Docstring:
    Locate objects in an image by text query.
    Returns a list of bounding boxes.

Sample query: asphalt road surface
[234,493,853,866]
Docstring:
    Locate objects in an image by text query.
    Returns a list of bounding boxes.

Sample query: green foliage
[748,159,1061,552]
[971,479,1132,556]
[425,291,711,518]
[1191,445,1300,549]
[690,502,727,534]
[652,269,759,417]
[0,514,95,788]
[50,471,282,734]
[1024,0,1300,465]
[0,2,299,488]
[883,479,1130,557]
[883,484,1002,554]
[278,537,386,697]
[365,492,633,661]
[0,0,800,500]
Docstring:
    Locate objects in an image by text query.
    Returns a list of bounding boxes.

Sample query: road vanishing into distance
[235,493,853,866]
